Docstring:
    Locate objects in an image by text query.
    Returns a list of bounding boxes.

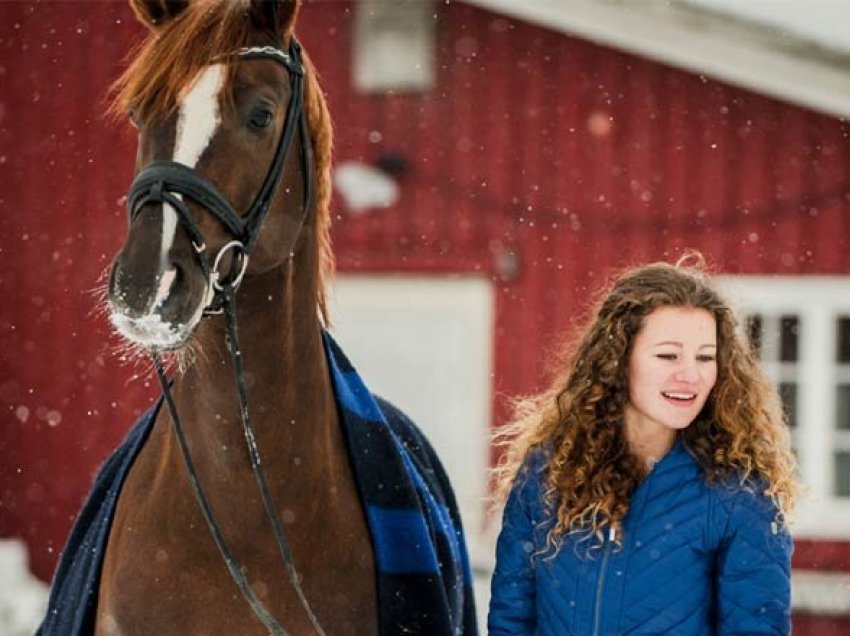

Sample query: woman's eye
[697,355,717,363]
[656,353,677,360]
[249,108,273,129]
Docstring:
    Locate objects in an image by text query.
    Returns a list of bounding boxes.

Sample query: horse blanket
[39,331,477,635]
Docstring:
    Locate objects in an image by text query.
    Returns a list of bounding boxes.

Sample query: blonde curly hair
[494,253,798,553]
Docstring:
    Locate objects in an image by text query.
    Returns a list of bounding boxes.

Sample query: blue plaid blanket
[39,331,477,635]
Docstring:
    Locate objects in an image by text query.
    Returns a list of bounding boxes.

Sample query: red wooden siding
[0,0,156,583]
[2,4,849,619]
[311,1,850,401]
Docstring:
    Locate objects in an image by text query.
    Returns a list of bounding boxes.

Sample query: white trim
[716,276,850,310]
[801,308,833,497]
[791,499,850,540]
[462,0,850,120]
[793,569,850,615]
[684,0,850,57]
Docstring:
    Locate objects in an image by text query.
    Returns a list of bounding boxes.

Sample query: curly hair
[493,253,798,554]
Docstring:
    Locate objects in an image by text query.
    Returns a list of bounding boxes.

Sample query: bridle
[127,42,312,314]
[125,39,324,636]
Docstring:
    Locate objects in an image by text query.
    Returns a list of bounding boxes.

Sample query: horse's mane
[111,1,334,322]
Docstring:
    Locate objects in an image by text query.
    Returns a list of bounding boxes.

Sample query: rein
[127,39,323,635]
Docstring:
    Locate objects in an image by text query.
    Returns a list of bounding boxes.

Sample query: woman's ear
[129,0,190,30]
[248,0,301,41]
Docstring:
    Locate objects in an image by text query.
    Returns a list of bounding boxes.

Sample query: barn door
[329,275,493,546]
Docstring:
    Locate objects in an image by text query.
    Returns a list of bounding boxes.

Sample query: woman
[488,255,797,635]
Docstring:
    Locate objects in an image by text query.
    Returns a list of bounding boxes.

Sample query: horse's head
[107,0,331,351]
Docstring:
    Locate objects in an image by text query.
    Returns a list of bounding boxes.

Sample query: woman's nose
[673,363,700,383]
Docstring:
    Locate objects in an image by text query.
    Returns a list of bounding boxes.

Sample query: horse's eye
[249,108,273,130]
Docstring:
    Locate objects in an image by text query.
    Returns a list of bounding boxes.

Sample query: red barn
[1,0,849,631]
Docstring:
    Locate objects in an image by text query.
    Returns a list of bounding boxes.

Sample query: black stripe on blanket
[323,331,477,635]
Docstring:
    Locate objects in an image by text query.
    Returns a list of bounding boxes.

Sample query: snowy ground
[0,539,49,636]
[1,536,493,635]
[473,567,492,634]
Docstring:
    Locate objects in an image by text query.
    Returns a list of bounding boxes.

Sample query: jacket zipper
[592,526,616,636]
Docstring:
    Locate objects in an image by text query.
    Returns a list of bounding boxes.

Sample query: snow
[0,539,48,636]
[0,533,490,634]
[333,161,400,213]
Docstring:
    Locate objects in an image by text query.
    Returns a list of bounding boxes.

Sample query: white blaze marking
[159,64,225,268]
[174,65,225,167]
[113,66,225,349]
[153,267,177,309]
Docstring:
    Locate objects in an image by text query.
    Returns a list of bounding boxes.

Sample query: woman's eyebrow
[651,341,717,348]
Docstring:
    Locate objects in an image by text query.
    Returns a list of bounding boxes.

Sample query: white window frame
[718,276,850,539]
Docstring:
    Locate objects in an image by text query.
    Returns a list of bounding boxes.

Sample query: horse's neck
[169,262,336,475]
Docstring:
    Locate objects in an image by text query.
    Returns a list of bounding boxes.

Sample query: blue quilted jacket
[488,439,792,635]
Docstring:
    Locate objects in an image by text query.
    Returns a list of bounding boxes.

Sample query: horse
[37,1,475,634]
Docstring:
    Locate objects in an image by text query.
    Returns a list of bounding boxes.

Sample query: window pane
[746,314,762,359]
[836,452,850,497]
[837,384,850,431]
[838,316,850,363]
[779,315,799,362]
[779,382,797,428]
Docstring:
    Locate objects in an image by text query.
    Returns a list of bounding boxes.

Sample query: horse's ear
[129,0,190,30]
[249,0,301,41]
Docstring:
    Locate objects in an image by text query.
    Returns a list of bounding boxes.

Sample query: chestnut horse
[96,1,374,634]
[37,0,466,634]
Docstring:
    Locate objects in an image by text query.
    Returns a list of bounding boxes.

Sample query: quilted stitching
[489,442,792,635]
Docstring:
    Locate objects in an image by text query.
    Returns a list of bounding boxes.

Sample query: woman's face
[625,306,718,435]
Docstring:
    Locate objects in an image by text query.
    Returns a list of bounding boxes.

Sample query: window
[353,0,436,93]
[745,313,799,428]
[719,277,850,537]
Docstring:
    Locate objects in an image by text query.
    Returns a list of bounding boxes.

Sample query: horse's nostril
[172,263,184,288]
[108,265,141,313]
[168,263,188,298]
